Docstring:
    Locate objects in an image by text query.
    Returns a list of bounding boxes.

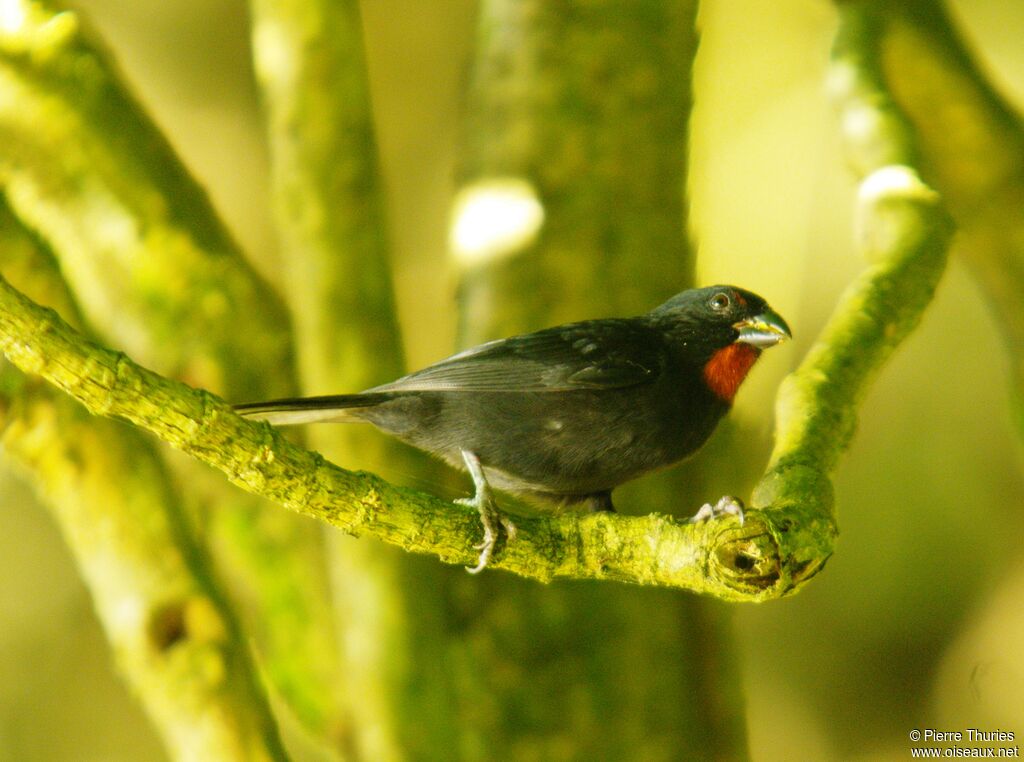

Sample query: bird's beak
[734,308,792,348]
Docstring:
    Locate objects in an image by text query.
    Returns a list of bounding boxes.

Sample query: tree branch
[0,0,292,399]
[250,0,405,394]
[0,199,288,762]
[0,264,807,598]
[850,0,1024,437]
[0,0,342,735]
[249,0,423,754]
[0,150,949,603]
[739,0,956,589]
[0,0,954,606]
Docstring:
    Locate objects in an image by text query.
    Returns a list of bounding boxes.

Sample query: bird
[236,285,791,572]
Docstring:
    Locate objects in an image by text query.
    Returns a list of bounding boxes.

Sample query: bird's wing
[371,319,665,393]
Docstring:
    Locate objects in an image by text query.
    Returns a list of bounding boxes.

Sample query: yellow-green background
[1,1,1022,759]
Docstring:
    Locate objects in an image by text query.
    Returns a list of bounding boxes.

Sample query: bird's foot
[689,495,746,526]
[457,449,517,574]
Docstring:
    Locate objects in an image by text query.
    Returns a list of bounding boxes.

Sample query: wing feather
[370,320,664,393]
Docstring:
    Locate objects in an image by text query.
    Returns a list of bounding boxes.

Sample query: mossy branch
[0,0,953,606]
[250,0,405,394]
[0,0,343,735]
[0,265,786,598]
[739,3,957,590]
[847,0,1024,437]
[0,201,288,762]
[750,165,952,577]
[249,1,421,755]
[0,168,944,601]
[0,0,293,400]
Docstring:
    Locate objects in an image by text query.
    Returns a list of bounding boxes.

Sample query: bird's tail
[234,393,396,426]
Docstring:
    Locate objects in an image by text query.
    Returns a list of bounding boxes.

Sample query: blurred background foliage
[0,0,1022,760]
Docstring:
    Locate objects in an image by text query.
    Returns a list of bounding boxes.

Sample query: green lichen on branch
[2,385,289,762]
[0,201,287,762]
[751,166,953,583]
[0,0,957,616]
[250,0,404,395]
[0,0,293,399]
[0,177,952,604]
[738,0,957,592]
[0,0,343,737]
[0,1,958,598]
[249,1,423,755]
[0,266,822,600]
[840,0,1024,437]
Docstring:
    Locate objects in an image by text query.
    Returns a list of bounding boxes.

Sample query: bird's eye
[710,292,731,311]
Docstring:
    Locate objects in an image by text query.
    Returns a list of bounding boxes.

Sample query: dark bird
[236,285,791,571]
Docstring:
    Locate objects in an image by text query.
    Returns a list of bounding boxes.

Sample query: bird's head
[650,285,791,402]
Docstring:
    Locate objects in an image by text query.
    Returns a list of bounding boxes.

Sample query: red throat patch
[703,343,761,402]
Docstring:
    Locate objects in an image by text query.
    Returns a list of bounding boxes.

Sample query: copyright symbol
[910,729,921,742]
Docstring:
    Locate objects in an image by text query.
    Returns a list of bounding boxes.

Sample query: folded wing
[371,319,665,393]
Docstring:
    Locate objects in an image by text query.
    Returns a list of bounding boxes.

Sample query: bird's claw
[458,449,517,573]
[689,495,746,526]
[467,513,517,552]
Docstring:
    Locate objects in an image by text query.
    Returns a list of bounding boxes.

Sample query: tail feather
[234,393,394,426]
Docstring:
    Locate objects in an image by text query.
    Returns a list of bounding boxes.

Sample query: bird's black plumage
[236,285,790,514]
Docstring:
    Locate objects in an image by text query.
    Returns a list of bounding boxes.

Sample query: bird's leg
[584,492,616,513]
[689,495,746,526]
[456,449,517,574]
